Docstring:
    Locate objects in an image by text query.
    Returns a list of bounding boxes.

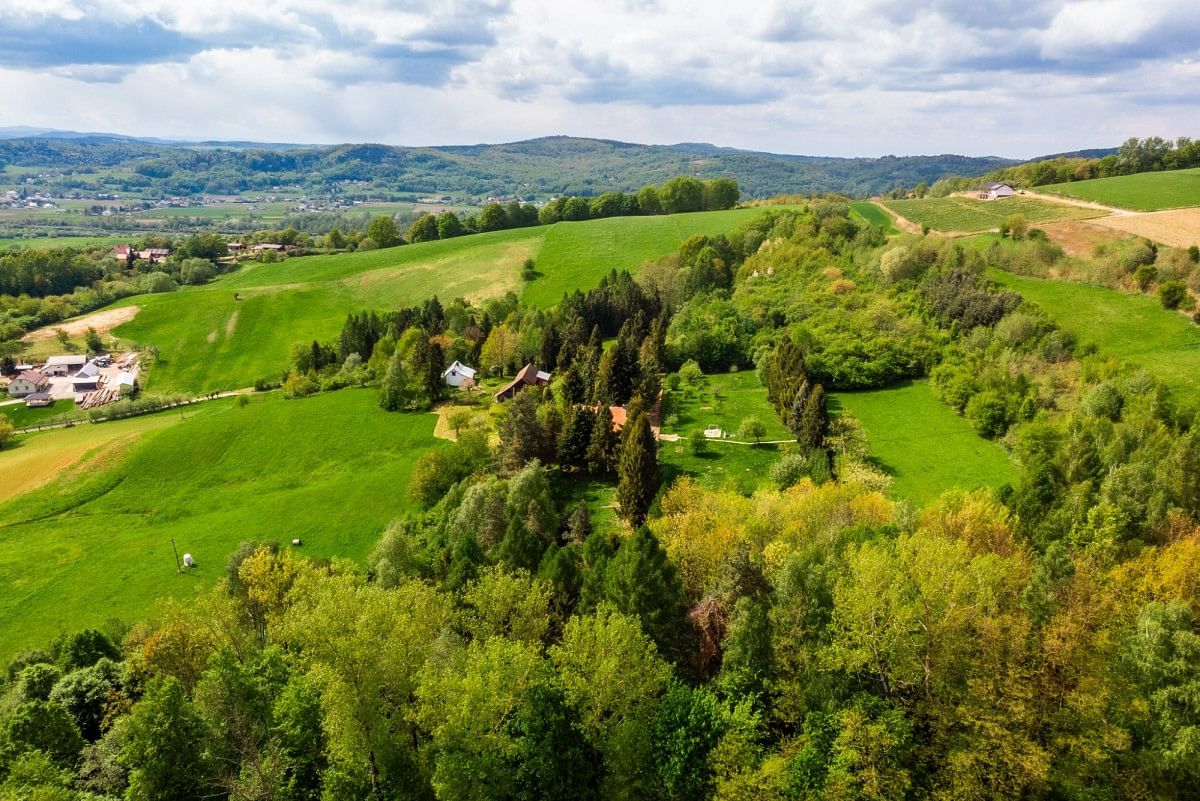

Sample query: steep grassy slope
[0,389,441,656]
[992,270,1200,404]
[1040,168,1200,211]
[116,209,779,394]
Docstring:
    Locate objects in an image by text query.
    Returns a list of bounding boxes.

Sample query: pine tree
[786,380,811,438]
[616,413,659,527]
[767,339,807,420]
[499,389,547,473]
[558,407,596,472]
[795,384,828,450]
[560,362,587,406]
[603,526,685,658]
[587,406,620,475]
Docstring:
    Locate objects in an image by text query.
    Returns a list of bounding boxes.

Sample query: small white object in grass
[182,553,194,568]
[292,538,302,546]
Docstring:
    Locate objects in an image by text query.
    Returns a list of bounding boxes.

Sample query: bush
[1082,382,1123,421]
[688,429,707,455]
[965,390,1009,438]
[1158,280,1188,310]
[771,453,810,489]
[1134,264,1158,291]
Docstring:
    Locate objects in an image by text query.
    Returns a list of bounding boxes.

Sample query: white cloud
[0,0,1195,156]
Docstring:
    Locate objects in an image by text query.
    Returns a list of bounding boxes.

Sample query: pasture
[0,389,443,656]
[991,270,1200,405]
[883,195,1101,233]
[830,380,1018,505]
[1040,168,1200,212]
[104,209,779,394]
[0,235,128,250]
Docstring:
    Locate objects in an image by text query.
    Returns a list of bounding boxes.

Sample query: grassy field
[0,235,128,250]
[0,389,442,656]
[991,270,1200,404]
[830,381,1018,505]
[0,398,80,428]
[883,195,1101,233]
[98,210,776,395]
[659,371,801,495]
[1040,168,1200,212]
[850,201,898,234]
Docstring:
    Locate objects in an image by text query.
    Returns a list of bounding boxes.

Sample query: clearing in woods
[883,195,1102,233]
[1039,167,1200,212]
[849,201,899,234]
[830,380,1018,505]
[992,270,1200,405]
[0,389,444,657]
[110,208,786,395]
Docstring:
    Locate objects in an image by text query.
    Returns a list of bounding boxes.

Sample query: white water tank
[182,553,194,568]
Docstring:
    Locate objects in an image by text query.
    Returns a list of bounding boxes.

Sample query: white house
[977,182,1017,201]
[442,360,478,388]
[43,354,87,376]
[8,370,50,398]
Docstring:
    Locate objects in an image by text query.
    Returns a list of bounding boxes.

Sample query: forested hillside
[0,135,1015,199]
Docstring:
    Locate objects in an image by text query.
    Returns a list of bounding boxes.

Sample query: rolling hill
[1039,167,1200,211]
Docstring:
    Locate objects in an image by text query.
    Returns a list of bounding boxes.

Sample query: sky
[0,0,1197,158]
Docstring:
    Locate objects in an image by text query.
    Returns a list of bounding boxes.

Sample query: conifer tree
[379,351,413,411]
[586,406,620,475]
[766,339,807,421]
[603,525,684,657]
[795,384,828,451]
[786,380,811,438]
[560,362,587,406]
[617,413,659,527]
[558,407,596,472]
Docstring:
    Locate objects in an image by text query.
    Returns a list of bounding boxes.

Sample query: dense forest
[5,202,1199,800]
[0,135,1014,199]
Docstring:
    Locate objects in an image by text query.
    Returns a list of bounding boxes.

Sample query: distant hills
[0,129,1105,199]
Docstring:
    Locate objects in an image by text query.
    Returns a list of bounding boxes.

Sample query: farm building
[442,361,477,388]
[43,355,87,376]
[977,182,1017,201]
[494,363,551,401]
[137,248,172,263]
[70,366,100,392]
[8,371,50,398]
[24,392,52,407]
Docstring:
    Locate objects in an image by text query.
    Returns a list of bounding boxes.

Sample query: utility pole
[171,538,181,573]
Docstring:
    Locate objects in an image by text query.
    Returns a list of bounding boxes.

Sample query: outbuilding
[494,363,551,401]
[24,392,53,407]
[43,355,87,376]
[8,371,50,398]
[442,360,478,388]
[977,182,1017,201]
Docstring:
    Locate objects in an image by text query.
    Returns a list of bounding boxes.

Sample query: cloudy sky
[0,0,1196,158]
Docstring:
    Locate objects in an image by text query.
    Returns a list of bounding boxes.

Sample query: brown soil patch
[23,305,140,343]
[1038,220,1134,257]
[1089,208,1200,248]
[871,200,921,234]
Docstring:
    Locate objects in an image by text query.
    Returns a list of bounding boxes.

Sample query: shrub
[688,429,707,455]
[1158,280,1188,310]
[771,453,810,489]
[965,390,1009,438]
[1134,264,1157,291]
[1082,382,1123,421]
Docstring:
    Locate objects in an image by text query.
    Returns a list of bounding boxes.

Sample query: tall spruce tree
[587,406,620,476]
[767,339,807,421]
[379,351,413,411]
[617,413,659,527]
[795,384,828,451]
[786,380,811,438]
[603,526,685,658]
[557,407,596,472]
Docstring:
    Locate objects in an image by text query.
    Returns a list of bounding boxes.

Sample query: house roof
[15,370,49,386]
[46,355,86,366]
[77,362,99,378]
[983,182,1014,191]
[24,392,52,402]
[536,370,551,382]
[442,360,477,378]
[115,372,136,386]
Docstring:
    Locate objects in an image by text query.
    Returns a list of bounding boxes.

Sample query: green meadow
[659,371,797,495]
[111,209,779,395]
[849,201,898,234]
[0,389,442,656]
[992,270,1200,404]
[883,195,1099,232]
[0,235,128,250]
[830,380,1018,505]
[1040,168,1200,211]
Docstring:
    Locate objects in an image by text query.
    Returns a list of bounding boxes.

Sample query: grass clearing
[0,235,128,250]
[0,389,443,657]
[1040,168,1200,212]
[830,380,1018,506]
[0,398,81,429]
[883,195,1101,233]
[660,371,799,495]
[991,270,1200,404]
[850,201,898,234]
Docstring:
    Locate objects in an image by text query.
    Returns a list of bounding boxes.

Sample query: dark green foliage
[2,700,84,767]
[1158,280,1188,310]
[120,677,211,801]
[616,414,659,526]
[765,338,807,423]
[54,628,120,672]
[558,407,596,472]
[500,388,549,473]
[652,681,727,800]
[14,663,62,702]
[923,266,1022,330]
[502,682,598,801]
[604,527,685,658]
[365,215,402,248]
[49,658,121,741]
[587,405,620,475]
[717,597,774,705]
[792,384,828,449]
